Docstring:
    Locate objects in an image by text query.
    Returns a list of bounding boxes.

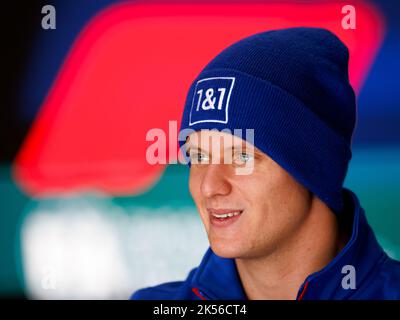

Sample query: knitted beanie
[178,27,356,214]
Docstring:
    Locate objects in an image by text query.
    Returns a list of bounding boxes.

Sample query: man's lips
[207,208,244,217]
[206,208,244,227]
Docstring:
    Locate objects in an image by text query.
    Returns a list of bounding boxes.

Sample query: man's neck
[235,198,348,300]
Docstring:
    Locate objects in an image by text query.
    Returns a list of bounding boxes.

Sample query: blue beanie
[179,27,356,214]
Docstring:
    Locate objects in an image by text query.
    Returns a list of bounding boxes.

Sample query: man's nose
[200,164,232,198]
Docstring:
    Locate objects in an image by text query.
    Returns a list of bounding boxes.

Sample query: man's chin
[209,241,245,259]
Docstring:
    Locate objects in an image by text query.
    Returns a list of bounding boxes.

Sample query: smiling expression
[186,130,313,259]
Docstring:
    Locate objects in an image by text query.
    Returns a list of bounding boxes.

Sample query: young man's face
[186,130,313,259]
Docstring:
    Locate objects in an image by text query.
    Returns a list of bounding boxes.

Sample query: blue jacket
[131,188,400,300]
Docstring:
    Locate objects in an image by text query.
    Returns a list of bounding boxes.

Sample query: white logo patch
[189,77,235,125]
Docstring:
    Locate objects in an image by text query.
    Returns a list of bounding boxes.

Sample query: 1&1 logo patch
[189,77,235,125]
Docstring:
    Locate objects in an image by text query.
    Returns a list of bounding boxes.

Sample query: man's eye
[234,152,253,165]
[189,152,209,164]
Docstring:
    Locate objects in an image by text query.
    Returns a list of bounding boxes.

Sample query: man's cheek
[188,177,199,199]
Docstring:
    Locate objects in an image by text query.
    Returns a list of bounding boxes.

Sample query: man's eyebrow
[185,145,206,153]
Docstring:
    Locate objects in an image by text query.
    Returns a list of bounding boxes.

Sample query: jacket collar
[191,187,387,300]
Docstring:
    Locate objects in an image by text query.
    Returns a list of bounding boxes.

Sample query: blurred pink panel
[13,1,385,197]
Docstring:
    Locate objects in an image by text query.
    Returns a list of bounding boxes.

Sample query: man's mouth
[207,208,244,226]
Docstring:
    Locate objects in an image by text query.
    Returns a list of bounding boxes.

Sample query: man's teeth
[213,211,242,218]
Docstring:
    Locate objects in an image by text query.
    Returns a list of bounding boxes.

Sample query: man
[131,27,400,300]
